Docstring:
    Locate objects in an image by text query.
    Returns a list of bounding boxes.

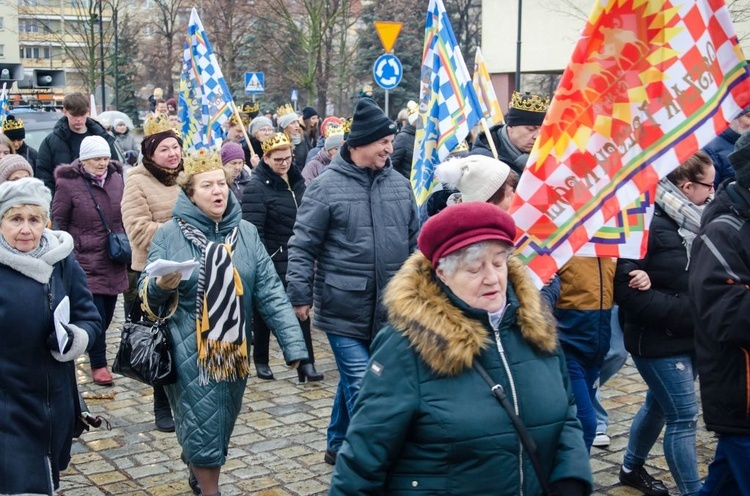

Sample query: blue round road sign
[373,54,403,90]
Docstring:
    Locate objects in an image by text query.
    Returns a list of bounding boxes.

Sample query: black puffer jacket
[241,159,305,282]
[390,124,415,179]
[689,180,750,435]
[615,205,695,358]
[16,141,39,172]
[470,123,529,175]
[36,117,119,192]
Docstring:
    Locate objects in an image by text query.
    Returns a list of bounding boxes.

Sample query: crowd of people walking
[0,88,749,496]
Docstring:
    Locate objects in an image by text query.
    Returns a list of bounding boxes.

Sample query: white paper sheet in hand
[144,259,200,281]
[54,296,70,352]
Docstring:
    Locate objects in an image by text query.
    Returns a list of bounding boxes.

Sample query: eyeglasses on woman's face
[271,156,292,165]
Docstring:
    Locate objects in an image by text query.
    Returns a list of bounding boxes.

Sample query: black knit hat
[729,131,750,188]
[2,115,25,141]
[346,98,398,148]
[302,106,318,121]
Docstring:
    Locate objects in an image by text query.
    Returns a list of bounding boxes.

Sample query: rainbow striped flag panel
[411,0,484,207]
[178,8,234,152]
[509,0,750,287]
[473,46,505,126]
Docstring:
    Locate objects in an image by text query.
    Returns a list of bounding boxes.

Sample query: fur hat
[435,155,511,203]
[78,136,111,162]
[418,202,516,268]
[0,177,51,220]
[0,155,34,185]
[729,131,750,188]
[346,97,397,148]
[2,115,25,140]
[302,106,318,121]
[220,142,245,165]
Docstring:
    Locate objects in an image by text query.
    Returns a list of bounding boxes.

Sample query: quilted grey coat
[140,190,308,467]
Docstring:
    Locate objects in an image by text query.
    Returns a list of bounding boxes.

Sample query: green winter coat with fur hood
[329,253,592,496]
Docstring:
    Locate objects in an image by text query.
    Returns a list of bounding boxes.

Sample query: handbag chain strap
[82,176,113,234]
[137,276,179,322]
[473,361,553,496]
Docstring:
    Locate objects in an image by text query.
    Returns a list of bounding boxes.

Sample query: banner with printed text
[509,0,750,287]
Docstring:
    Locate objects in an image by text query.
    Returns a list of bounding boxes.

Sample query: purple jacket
[52,160,129,295]
[301,149,333,185]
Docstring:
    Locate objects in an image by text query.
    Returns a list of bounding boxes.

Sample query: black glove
[47,324,74,354]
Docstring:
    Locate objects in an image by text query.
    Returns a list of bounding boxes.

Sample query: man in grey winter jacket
[286,97,419,466]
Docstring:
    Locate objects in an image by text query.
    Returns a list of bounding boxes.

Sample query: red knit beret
[418,202,517,267]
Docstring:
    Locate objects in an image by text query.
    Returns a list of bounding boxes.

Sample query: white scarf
[0,230,74,283]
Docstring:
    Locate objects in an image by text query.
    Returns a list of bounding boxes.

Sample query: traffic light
[33,69,66,87]
[0,64,24,83]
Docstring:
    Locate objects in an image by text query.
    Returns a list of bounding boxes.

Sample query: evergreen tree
[108,11,140,125]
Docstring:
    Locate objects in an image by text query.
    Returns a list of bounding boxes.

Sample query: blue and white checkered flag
[179,8,234,151]
[0,83,9,127]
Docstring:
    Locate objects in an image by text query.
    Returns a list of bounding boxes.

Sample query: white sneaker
[592,432,610,448]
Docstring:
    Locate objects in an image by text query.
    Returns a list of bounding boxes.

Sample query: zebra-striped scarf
[178,220,250,385]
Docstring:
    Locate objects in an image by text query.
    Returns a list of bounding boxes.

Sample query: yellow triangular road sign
[375,21,403,53]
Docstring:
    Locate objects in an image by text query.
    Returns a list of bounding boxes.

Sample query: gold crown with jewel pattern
[509,91,550,113]
[261,132,292,154]
[342,117,352,134]
[276,103,295,117]
[243,101,260,114]
[324,123,344,138]
[452,140,470,153]
[183,148,223,175]
[228,113,250,127]
[143,113,174,137]
[2,116,24,132]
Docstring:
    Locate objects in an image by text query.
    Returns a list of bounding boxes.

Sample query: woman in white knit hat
[52,135,128,387]
[435,154,519,210]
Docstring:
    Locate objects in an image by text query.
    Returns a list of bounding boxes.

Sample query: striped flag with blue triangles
[178,8,234,151]
[0,84,10,127]
[410,0,484,207]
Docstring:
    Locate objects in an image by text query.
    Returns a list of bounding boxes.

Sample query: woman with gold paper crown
[138,146,308,496]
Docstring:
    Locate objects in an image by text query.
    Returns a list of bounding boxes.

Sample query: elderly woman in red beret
[329,202,592,496]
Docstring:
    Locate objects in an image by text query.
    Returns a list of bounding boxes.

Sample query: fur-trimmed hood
[383,252,557,376]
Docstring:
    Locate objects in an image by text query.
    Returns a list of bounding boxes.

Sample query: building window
[0,17,4,31]
[20,46,51,59]
[0,45,5,58]
[19,20,41,32]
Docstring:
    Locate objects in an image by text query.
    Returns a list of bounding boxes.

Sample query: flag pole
[230,101,256,158]
[479,118,499,160]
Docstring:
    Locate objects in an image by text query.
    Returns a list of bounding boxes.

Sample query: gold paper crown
[2,116,24,132]
[143,113,174,137]
[276,104,295,117]
[509,91,550,113]
[406,100,419,115]
[453,141,470,153]
[183,147,223,175]
[261,132,292,154]
[243,101,260,114]
[342,117,353,134]
[228,114,250,127]
[324,123,344,138]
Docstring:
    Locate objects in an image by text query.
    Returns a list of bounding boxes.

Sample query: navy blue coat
[703,128,740,188]
[0,251,100,494]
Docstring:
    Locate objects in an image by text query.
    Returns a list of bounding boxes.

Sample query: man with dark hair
[2,115,38,171]
[286,97,418,466]
[36,92,119,192]
[471,91,550,175]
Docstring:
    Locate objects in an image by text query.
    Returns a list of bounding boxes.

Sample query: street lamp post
[515,0,522,91]
[99,0,105,111]
[113,5,119,109]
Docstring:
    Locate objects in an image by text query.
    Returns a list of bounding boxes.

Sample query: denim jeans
[699,434,750,496]
[624,354,701,496]
[89,294,118,369]
[594,305,629,433]
[566,358,601,451]
[326,334,371,452]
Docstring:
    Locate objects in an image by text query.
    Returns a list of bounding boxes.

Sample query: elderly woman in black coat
[0,178,100,495]
[242,132,323,382]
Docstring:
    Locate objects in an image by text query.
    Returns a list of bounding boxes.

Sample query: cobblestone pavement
[60,303,717,495]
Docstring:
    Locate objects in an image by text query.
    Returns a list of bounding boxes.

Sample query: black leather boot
[255,363,274,380]
[153,384,175,432]
[297,363,324,383]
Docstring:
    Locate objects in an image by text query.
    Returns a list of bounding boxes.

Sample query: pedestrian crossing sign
[245,72,264,95]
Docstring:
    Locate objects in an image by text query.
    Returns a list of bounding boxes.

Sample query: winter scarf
[177,220,250,385]
[0,229,74,283]
[656,178,705,267]
[498,126,530,172]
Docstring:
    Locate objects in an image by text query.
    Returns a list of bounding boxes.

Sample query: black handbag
[113,294,177,386]
[83,178,132,265]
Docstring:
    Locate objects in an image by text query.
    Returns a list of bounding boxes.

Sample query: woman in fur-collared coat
[329,202,592,496]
